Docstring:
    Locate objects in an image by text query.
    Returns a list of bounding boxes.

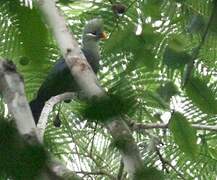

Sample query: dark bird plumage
[30,19,106,124]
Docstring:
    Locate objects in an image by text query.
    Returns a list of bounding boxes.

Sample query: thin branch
[37,92,75,142]
[130,122,217,132]
[189,1,217,59]
[155,146,186,180]
[196,0,217,51]
[89,122,98,157]
[183,0,217,86]
[75,170,116,180]
[155,146,169,173]
[117,159,124,180]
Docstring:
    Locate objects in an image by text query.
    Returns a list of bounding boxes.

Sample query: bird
[30,18,107,124]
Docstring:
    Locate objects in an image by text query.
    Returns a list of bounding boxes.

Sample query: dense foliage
[0,0,217,179]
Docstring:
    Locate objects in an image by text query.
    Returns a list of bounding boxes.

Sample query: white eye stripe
[86,33,97,37]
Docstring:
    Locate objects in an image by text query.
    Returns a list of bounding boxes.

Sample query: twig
[155,146,186,180]
[117,159,124,180]
[197,1,217,51]
[130,122,217,132]
[75,170,116,180]
[155,146,170,173]
[89,122,98,157]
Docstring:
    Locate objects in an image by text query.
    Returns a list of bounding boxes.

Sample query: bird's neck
[82,39,99,53]
[82,40,100,73]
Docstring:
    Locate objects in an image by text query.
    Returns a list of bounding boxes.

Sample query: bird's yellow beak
[100,32,108,40]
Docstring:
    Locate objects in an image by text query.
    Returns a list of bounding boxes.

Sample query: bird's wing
[36,58,78,101]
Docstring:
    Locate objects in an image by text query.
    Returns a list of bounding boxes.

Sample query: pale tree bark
[36,0,143,177]
[0,60,36,135]
[0,59,82,180]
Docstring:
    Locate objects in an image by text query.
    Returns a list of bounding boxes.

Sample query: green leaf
[104,23,159,70]
[163,36,192,69]
[163,47,191,69]
[208,148,217,160]
[15,6,49,65]
[144,91,169,109]
[127,48,156,71]
[134,167,164,180]
[141,0,162,19]
[156,82,179,102]
[168,35,187,52]
[4,0,49,65]
[185,77,217,114]
[57,0,75,5]
[169,112,198,159]
[79,93,136,122]
[187,14,205,34]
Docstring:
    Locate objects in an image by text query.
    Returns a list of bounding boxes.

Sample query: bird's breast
[82,47,100,73]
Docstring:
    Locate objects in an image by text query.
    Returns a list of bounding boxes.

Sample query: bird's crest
[83,18,103,34]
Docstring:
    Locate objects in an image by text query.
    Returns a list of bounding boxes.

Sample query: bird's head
[82,18,107,42]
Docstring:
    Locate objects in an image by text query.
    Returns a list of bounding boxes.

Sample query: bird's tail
[29,97,45,124]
